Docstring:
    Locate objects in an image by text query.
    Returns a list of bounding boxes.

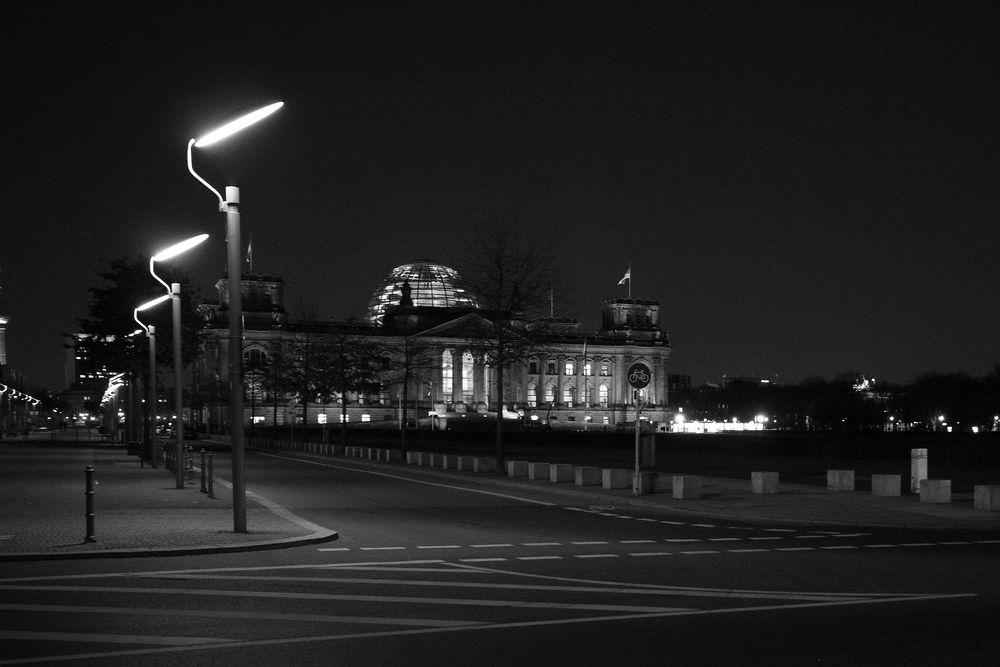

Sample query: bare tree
[456,211,564,467]
[382,334,440,455]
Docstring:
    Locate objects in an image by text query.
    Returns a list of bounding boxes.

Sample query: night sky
[4,2,998,391]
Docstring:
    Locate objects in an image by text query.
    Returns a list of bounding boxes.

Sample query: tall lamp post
[151,234,209,489]
[187,101,283,533]
[134,294,170,466]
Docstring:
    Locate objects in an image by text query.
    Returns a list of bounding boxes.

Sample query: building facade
[196,261,671,432]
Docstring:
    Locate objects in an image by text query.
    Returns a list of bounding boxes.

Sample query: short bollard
[84,465,96,543]
[207,452,215,499]
[200,448,207,493]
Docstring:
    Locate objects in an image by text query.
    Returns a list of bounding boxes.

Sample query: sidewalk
[2,442,999,562]
[0,444,336,561]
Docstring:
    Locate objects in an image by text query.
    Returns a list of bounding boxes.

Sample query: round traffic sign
[627,362,651,389]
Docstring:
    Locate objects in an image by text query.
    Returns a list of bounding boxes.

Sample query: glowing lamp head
[153,234,209,262]
[136,294,171,312]
[194,102,284,148]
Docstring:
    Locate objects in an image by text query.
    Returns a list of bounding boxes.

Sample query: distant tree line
[672,366,1000,432]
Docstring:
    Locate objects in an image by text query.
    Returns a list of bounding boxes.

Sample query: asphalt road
[2,450,999,665]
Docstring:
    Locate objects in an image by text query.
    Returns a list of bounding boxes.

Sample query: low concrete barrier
[635,471,656,495]
[827,470,855,491]
[528,462,549,480]
[506,460,528,477]
[549,463,574,483]
[406,451,419,464]
[429,453,444,468]
[330,445,345,456]
[603,468,631,490]
[442,454,458,470]
[456,456,473,472]
[472,457,495,473]
[871,474,901,497]
[673,475,702,499]
[919,479,951,504]
[654,473,673,493]
[574,466,601,486]
[973,485,1000,511]
[752,471,780,495]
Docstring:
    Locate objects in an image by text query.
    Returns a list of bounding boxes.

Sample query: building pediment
[413,312,505,339]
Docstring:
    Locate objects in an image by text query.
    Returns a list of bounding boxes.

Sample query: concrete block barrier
[549,463,574,483]
[330,445,345,456]
[574,466,602,486]
[456,456,473,472]
[974,485,1000,511]
[429,453,444,468]
[603,468,631,490]
[654,473,673,493]
[441,454,458,469]
[827,470,855,491]
[673,475,702,499]
[635,471,656,495]
[472,457,495,473]
[528,462,549,480]
[919,479,951,504]
[506,460,528,477]
[752,471,780,495]
[871,474,901,497]
[406,451,419,464]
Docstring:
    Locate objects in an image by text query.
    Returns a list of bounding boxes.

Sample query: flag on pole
[617,265,631,285]
[246,233,253,271]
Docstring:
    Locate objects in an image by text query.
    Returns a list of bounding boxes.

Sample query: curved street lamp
[187,102,282,533]
[151,233,208,489]
[134,294,171,466]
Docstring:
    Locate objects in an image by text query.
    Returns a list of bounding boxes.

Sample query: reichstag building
[197,260,671,431]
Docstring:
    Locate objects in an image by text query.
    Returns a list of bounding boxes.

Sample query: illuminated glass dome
[367,260,480,324]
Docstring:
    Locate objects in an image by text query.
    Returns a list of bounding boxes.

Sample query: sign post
[627,362,651,495]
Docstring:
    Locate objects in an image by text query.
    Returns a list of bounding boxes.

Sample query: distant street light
[151,233,208,489]
[187,101,283,533]
[134,294,170,466]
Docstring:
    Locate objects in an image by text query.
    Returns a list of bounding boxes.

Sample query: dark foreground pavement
[3,438,1000,562]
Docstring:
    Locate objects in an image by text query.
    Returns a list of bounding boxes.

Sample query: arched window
[563,384,575,408]
[544,383,555,405]
[243,347,270,370]
[599,384,609,407]
[527,383,537,408]
[581,383,592,407]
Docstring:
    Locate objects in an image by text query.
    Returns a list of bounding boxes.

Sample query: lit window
[442,350,453,388]
[583,361,593,376]
[563,385,574,407]
[581,384,591,406]
[600,361,611,376]
[599,384,609,406]
[462,351,473,403]
[527,384,537,408]
[564,359,575,376]
[544,383,555,404]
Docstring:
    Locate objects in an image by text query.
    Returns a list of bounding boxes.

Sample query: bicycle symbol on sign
[626,362,651,389]
[629,367,649,384]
